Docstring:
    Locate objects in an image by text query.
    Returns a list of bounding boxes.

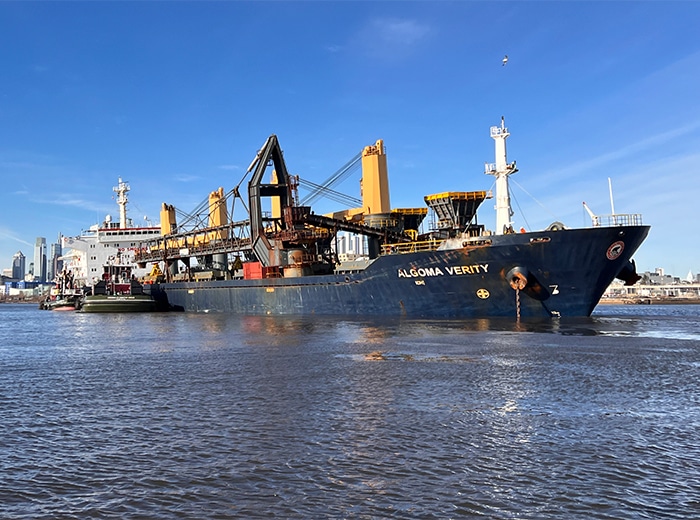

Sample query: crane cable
[300,152,362,206]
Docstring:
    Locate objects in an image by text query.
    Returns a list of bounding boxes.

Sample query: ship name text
[398,264,489,279]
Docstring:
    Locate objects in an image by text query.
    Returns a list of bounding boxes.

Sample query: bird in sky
[502,55,508,66]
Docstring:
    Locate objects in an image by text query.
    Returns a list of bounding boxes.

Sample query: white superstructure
[60,179,161,286]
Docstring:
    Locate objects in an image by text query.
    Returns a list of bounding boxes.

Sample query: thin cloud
[0,160,43,169]
[35,195,108,214]
[0,227,34,248]
[53,197,101,210]
[541,120,700,180]
[378,18,431,47]
[350,17,432,60]
[174,174,201,182]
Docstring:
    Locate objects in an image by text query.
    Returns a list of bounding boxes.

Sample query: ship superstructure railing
[381,239,442,255]
[590,213,643,227]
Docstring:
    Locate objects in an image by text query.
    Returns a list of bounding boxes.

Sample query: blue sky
[1,1,699,277]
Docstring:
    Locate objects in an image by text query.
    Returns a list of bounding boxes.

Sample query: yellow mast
[361,140,390,215]
[271,169,282,222]
[160,203,177,235]
[208,187,228,239]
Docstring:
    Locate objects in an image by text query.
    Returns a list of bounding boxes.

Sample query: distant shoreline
[599,298,700,305]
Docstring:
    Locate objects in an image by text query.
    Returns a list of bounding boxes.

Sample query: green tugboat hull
[79,295,156,313]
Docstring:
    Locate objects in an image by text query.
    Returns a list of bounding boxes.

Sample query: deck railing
[381,239,442,255]
[591,213,644,227]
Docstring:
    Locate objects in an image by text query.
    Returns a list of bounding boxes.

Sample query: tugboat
[39,269,82,311]
[78,253,156,313]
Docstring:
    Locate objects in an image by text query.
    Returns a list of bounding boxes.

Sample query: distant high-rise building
[48,235,62,283]
[332,231,368,261]
[33,237,47,283]
[12,251,26,280]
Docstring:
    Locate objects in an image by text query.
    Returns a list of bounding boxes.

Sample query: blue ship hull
[149,225,649,318]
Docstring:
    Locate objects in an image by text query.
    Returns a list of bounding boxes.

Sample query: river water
[1,303,699,519]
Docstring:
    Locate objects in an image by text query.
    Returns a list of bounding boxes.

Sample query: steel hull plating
[149,225,649,318]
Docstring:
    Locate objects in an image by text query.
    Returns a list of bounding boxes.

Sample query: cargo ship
[136,119,649,318]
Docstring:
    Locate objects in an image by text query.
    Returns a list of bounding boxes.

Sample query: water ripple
[1,304,699,518]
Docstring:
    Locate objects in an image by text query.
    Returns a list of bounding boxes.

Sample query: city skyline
[1,2,700,275]
[1,234,62,283]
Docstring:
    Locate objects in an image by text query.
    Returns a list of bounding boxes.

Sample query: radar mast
[485,117,518,234]
[113,177,130,229]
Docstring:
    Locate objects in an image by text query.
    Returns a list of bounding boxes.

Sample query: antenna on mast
[608,177,616,215]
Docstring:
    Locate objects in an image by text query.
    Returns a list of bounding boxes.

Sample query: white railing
[490,125,505,137]
[591,213,644,227]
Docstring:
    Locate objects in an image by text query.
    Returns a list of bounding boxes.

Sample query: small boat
[39,269,82,311]
[78,254,156,313]
[41,297,80,311]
